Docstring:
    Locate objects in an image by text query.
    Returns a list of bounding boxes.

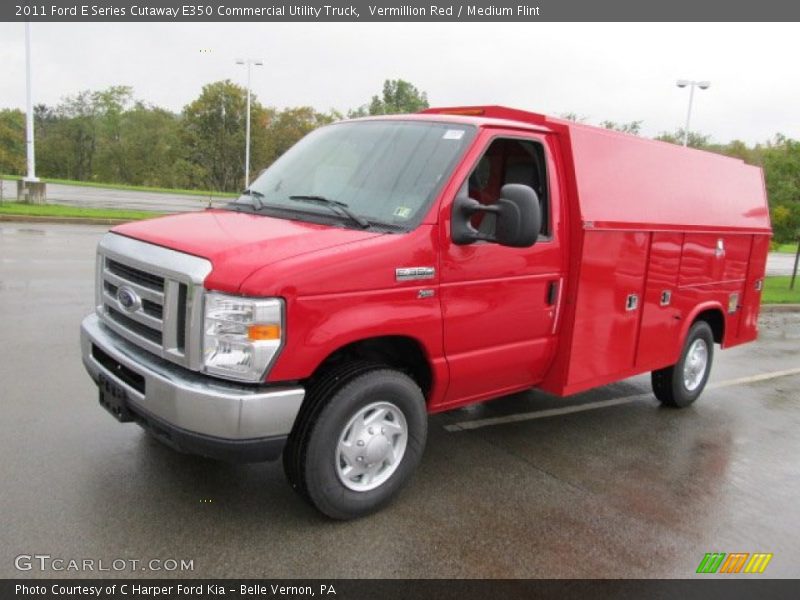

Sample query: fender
[267,287,449,404]
[679,300,726,351]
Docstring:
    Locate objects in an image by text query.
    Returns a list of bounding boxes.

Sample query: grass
[0,202,161,221]
[763,276,800,304]
[1,173,236,198]
[773,242,799,254]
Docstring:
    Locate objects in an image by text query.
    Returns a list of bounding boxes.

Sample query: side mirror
[451,183,541,248]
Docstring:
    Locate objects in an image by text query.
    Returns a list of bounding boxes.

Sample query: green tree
[34,86,134,181]
[0,109,25,175]
[350,79,429,117]
[655,128,711,150]
[601,120,643,135]
[259,106,338,169]
[715,139,763,166]
[101,102,184,187]
[181,80,268,192]
[760,135,800,242]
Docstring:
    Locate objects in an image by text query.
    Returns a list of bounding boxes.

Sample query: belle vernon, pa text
[30,4,542,18]
[16,583,338,597]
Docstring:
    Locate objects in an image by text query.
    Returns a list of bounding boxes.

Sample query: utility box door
[566,230,649,390]
[636,232,683,369]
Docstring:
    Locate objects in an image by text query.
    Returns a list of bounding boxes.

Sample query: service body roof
[419,106,770,233]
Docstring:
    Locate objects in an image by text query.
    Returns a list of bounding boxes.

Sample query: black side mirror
[451,184,541,248]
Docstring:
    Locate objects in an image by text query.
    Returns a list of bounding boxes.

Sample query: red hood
[112,210,383,292]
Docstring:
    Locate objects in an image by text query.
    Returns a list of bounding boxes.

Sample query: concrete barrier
[17,180,47,204]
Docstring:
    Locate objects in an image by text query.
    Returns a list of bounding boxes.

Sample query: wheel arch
[308,335,434,399]
[685,303,726,345]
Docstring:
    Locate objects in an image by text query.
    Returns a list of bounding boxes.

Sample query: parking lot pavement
[1,222,799,579]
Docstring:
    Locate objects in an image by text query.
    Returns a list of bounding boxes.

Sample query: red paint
[113,105,771,408]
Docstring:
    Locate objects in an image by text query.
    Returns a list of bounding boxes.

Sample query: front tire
[284,366,427,520]
[652,321,714,408]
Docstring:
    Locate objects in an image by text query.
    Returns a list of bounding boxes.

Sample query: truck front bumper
[80,314,305,462]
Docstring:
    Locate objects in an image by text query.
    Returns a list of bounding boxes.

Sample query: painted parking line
[443,366,800,432]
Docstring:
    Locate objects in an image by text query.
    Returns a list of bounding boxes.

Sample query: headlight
[203,292,284,382]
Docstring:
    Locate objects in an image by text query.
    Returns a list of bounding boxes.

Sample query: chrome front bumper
[80,314,305,462]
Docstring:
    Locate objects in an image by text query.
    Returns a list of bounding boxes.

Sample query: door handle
[547,280,560,306]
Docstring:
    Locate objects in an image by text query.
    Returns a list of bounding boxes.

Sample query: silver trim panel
[96,233,212,370]
[81,314,304,440]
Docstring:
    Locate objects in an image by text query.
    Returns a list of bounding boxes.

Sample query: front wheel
[284,366,427,520]
[652,321,715,408]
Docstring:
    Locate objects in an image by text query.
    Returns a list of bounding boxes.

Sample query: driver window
[461,138,550,237]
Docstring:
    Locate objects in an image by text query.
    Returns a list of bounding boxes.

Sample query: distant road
[0,178,231,213]
[767,252,797,277]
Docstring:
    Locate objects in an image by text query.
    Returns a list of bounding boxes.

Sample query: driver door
[436,129,564,410]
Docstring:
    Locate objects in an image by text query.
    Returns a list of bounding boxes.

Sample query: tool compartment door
[736,235,769,344]
[565,230,649,390]
[635,232,684,369]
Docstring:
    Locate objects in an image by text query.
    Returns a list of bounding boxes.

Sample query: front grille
[101,255,169,350]
[95,234,212,371]
[142,299,164,320]
[106,258,165,291]
[106,306,163,344]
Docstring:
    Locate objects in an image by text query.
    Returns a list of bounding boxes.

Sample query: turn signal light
[248,324,281,341]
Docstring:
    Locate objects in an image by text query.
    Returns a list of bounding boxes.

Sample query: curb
[0,214,138,226]
[761,304,800,313]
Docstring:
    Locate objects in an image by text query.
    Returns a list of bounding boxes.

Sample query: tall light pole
[676,79,710,147]
[24,22,37,182]
[235,58,262,188]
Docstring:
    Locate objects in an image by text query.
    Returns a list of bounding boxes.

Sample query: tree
[760,135,800,242]
[181,80,268,192]
[34,86,134,181]
[655,128,711,150]
[259,107,338,169]
[600,120,642,135]
[349,79,429,117]
[0,109,25,175]
[560,112,587,123]
[99,102,183,187]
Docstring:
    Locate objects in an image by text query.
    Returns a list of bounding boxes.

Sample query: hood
[112,210,384,292]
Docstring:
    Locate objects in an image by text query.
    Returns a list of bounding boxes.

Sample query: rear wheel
[283,364,427,519]
[652,321,714,408]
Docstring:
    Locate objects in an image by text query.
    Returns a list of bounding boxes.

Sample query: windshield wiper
[288,195,370,229]
[239,188,266,209]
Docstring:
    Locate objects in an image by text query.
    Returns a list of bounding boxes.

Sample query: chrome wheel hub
[336,401,408,492]
[683,338,709,392]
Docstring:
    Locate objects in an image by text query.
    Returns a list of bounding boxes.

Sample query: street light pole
[24,21,37,182]
[676,79,710,147]
[235,58,263,188]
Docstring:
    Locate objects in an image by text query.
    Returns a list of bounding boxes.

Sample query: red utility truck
[81,106,770,519]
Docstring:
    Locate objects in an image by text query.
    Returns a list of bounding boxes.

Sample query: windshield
[230,120,476,229]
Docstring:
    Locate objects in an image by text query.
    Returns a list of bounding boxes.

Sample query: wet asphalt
[1,222,799,579]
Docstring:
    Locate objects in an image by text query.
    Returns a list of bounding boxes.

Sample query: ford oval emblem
[116,286,141,312]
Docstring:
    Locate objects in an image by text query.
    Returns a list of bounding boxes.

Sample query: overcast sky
[0,22,797,144]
